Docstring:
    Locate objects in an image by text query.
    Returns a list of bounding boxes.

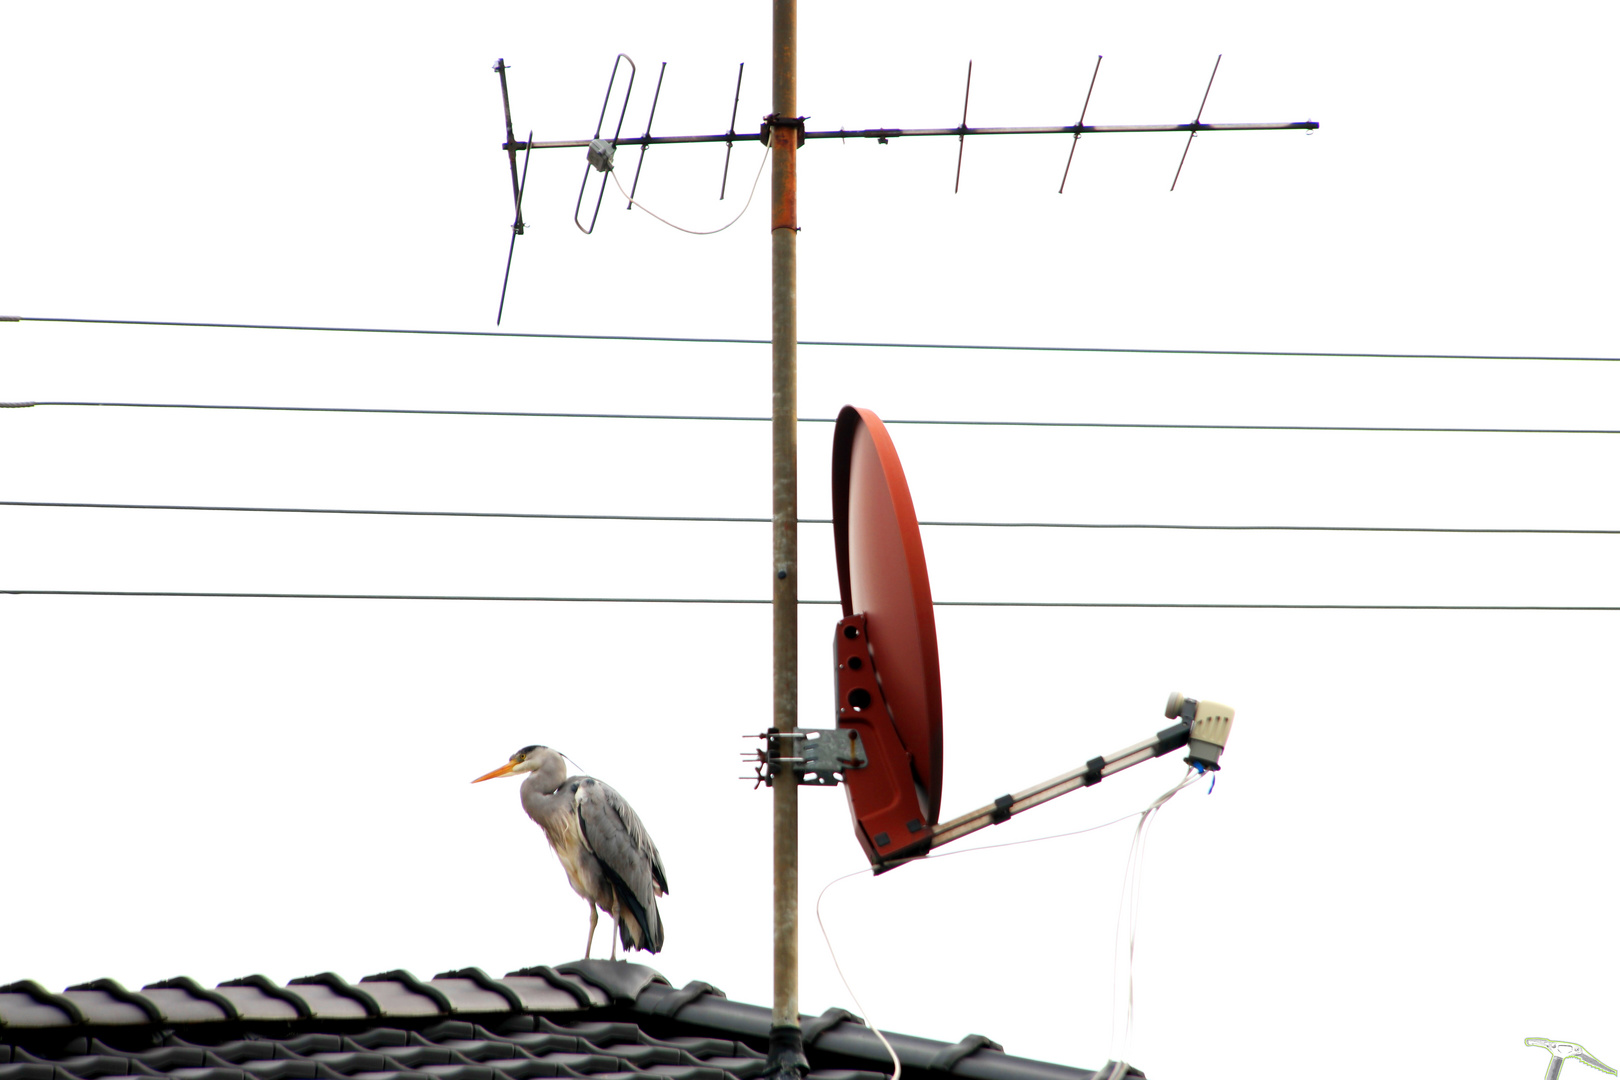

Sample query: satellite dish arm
[926,694,1234,854]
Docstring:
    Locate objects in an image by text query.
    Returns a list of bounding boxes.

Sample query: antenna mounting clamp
[745,727,867,788]
[760,114,806,149]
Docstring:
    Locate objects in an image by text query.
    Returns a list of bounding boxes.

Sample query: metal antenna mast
[766,0,804,1073]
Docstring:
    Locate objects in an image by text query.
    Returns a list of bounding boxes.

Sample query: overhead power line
[9,401,1618,437]
[7,316,1617,363]
[3,589,1616,611]
[5,500,1618,536]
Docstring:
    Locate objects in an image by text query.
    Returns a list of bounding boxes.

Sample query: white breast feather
[543,794,593,902]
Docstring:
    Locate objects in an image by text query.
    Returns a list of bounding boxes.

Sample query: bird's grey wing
[576,780,669,895]
[575,779,668,951]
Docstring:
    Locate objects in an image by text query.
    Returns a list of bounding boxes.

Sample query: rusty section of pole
[767,0,804,1074]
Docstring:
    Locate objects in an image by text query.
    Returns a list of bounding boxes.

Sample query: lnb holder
[847,689,1237,870]
[1165,691,1235,772]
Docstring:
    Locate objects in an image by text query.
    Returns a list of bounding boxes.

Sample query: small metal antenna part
[1526,1040,1616,1080]
[495,59,525,233]
[1171,54,1221,191]
[575,53,637,235]
[626,61,668,209]
[720,62,745,199]
[496,130,533,326]
[493,58,530,326]
[1059,55,1103,194]
[954,60,973,194]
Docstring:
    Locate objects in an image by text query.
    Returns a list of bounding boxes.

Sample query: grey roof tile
[235,1060,333,1080]
[0,983,86,1028]
[496,986,597,1016]
[800,1012,862,1049]
[276,990,367,1024]
[356,979,446,1019]
[1,967,1107,1080]
[0,993,76,1030]
[418,982,516,1018]
[57,996,152,1030]
[62,986,161,1029]
[142,981,241,1025]
[542,969,657,1009]
[210,986,303,1024]
[133,993,231,1027]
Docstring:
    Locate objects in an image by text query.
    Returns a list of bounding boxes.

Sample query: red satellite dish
[831,406,944,869]
[828,406,1237,874]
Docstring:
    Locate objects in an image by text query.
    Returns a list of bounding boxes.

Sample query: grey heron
[473,745,668,959]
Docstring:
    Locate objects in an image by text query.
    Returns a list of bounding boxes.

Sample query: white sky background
[2,2,1616,1079]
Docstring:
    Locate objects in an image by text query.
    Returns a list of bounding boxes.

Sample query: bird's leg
[610,897,621,961]
[586,902,599,959]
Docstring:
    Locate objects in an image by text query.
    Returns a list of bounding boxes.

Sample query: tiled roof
[0,963,1110,1080]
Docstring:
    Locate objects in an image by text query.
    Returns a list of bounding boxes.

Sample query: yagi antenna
[1171,54,1222,191]
[1058,55,1103,194]
[575,53,637,235]
[953,61,973,194]
[493,58,531,327]
[496,131,532,326]
[490,52,1317,319]
[720,63,745,200]
[625,61,667,210]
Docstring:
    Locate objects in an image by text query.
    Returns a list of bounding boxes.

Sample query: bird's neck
[521,768,568,797]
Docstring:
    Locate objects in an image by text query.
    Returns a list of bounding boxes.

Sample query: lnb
[1165,691,1235,772]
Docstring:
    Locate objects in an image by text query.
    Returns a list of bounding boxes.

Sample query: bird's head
[472,744,567,786]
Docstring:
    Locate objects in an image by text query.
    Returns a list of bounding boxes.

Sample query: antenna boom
[510,119,1316,152]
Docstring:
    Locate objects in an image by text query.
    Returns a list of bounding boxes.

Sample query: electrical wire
[1106,770,1199,1075]
[813,771,1203,1080]
[8,317,1618,363]
[6,501,1618,536]
[4,590,1619,610]
[0,501,776,525]
[814,868,905,1080]
[11,400,1620,437]
[611,145,770,235]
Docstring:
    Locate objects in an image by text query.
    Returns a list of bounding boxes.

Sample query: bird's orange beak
[472,760,519,783]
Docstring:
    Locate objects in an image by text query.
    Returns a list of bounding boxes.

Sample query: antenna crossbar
[510,120,1317,151]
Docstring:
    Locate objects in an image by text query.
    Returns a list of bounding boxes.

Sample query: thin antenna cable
[575,54,637,234]
[615,144,770,235]
[954,61,973,194]
[1171,54,1221,191]
[813,771,1203,1080]
[1059,56,1103,194]
[720,62,745,199]
[626,62,668,209]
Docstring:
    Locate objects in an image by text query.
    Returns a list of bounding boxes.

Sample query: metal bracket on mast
[744,728,867,787]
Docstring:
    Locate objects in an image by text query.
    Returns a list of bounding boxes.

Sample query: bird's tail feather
[604,873,664,953]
